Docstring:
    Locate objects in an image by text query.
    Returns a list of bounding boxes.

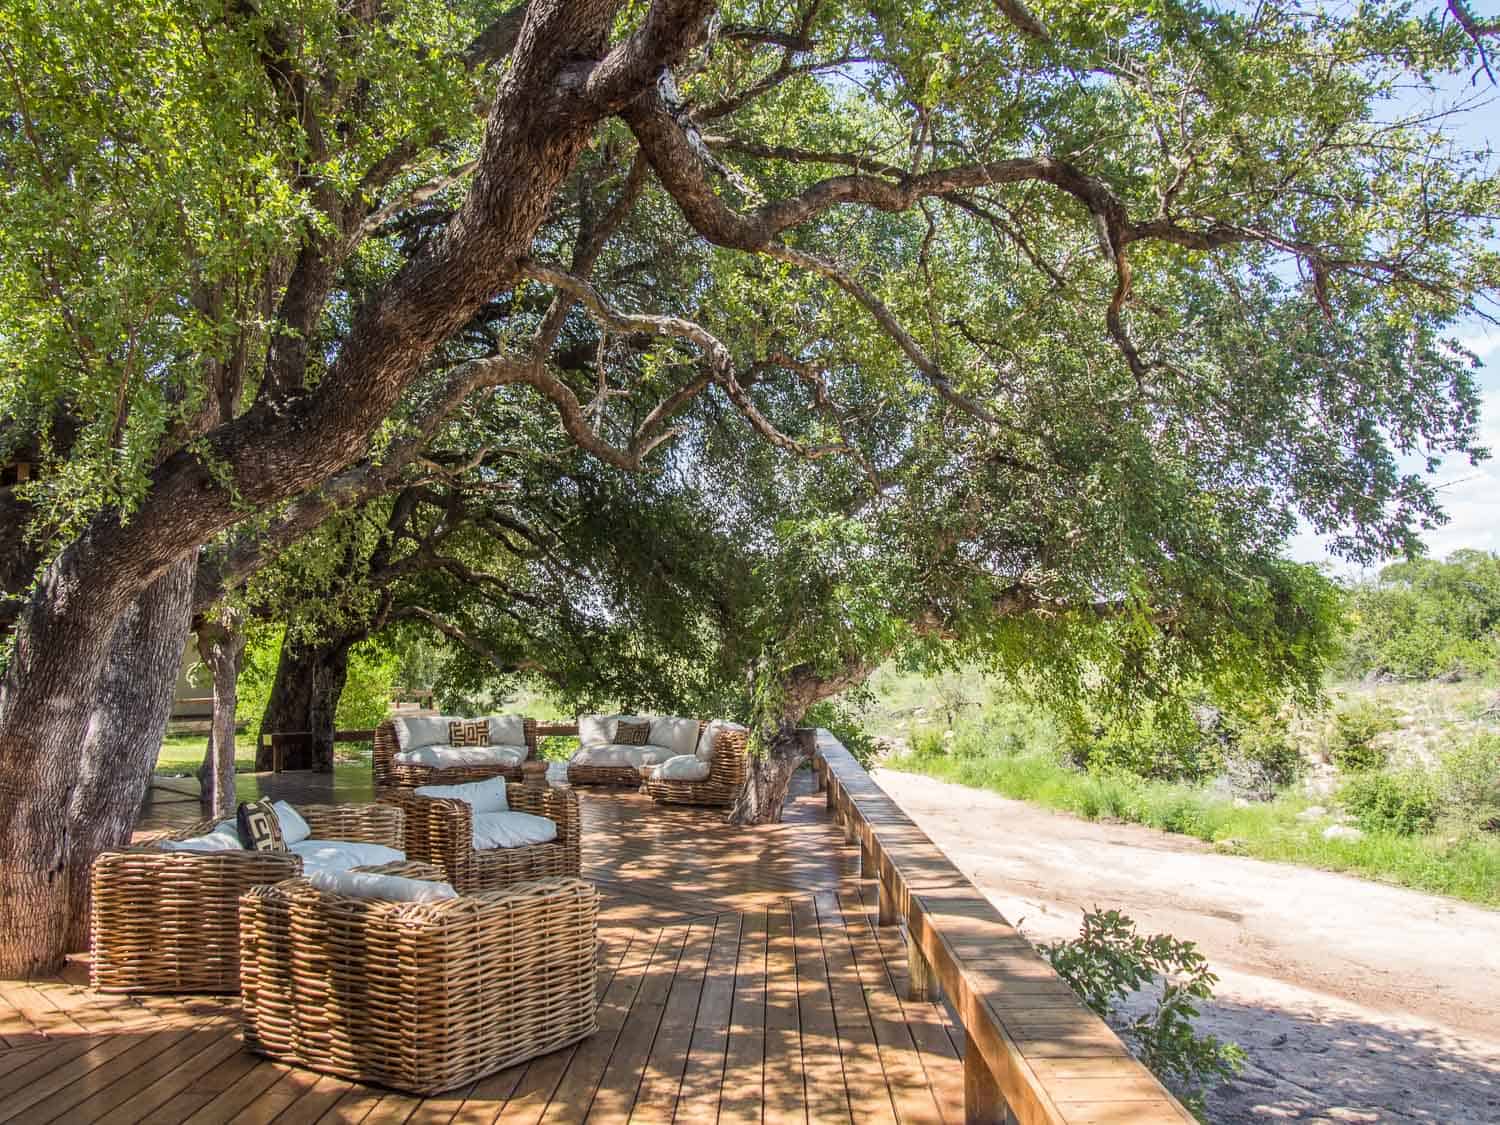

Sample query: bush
[1223,707,1303,800]
[1064,708,1223,784]
[1328,702,1397,772]
[1043,909,1244,1116]
[1339,770,1438,836]
[1437,735,1500,829]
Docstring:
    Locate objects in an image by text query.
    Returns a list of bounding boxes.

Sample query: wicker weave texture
[643,727,751,807]
[382,782,581,893]
[89,803,404,994]
[373,717,538,790]
[563,763,644,788]
[239,870,599,1095]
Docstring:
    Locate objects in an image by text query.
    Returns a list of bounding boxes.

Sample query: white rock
[1322,825,1364,842]
[1296,806,1328,821]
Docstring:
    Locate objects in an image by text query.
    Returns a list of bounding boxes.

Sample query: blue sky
[1284,45,1499,572]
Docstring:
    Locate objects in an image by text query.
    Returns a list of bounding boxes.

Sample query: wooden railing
[811,729,1194,1125]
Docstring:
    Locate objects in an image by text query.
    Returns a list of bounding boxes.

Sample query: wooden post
[964,1030,1006,1124]
[877,872,897,926]
[860,838,876,879]
[907,928,939,1001]
[843,809,858,844]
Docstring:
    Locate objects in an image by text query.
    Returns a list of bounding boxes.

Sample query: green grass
[884,745,1500,907]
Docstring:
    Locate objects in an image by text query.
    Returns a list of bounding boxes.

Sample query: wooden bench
[812,730,1194,1125]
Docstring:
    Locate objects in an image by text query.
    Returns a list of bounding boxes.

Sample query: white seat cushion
[393,744,525,769]
[306,868,457,902]
[472,811,559,850]
[649,717,701,758]
[570,744,673,768]
[158,825,242,852]
[291,839,405,874]
[651,754,711,782]
[414,775,510,813]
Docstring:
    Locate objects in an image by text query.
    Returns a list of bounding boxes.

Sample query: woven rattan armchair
[382,780,580,893]
[89,803,404,994]
[372,716,539,789]
[642,725,751,807]
[239,863,599,1095]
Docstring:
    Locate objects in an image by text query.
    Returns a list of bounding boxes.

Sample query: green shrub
[1065,708,1223,783]
[1223,707,1303,799]
[335,639,400,732]
[1043,909,1244,1116]
[1436,735,1500,829]
[1339,770,1438,836]
[1328,702,1397,772]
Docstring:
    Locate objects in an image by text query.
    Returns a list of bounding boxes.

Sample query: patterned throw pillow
[615,719,651,746]
[448,719,490,747]
[236,798,286,852]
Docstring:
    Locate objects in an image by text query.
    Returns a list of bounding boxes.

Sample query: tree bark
[728,724,807,825]
[62,558,196,954]
[196,613,246,819]
[257,633,355,772]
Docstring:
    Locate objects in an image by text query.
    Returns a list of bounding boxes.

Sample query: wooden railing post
[907,929,939,1001]
[964,1031,1007,1124]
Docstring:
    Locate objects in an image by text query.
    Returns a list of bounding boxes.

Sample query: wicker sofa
[90,803,405,993]
[566,715,748,797]
[642,723,751,807]
[239,862,599,1095]
[373,713,538,790]
[383,778,580,893]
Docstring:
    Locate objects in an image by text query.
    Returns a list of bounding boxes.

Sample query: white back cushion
[306,868,457,902]
[649,716,701,757]
[393,715,454,751]
[291,839,404,873]
[486,714,527,746]
[273,801,311,845]
[578,713,617,747]
[159,827,242,852]
[696,720,747,763]
[414,775,510,813]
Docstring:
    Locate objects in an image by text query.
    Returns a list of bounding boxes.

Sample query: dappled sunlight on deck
[1,771,966,1123]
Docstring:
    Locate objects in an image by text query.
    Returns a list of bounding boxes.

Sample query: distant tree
[1341,551,1500,679]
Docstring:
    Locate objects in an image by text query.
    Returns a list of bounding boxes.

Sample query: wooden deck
[0,770,969,1123]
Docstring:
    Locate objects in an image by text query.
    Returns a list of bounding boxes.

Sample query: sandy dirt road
[875,768,1500,1123]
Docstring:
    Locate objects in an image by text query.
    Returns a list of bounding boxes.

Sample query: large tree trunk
[729,725,808,825]
[196,613,246,819]
[257,633,355,772]
[0,0,707,977]
[63,559,196,954]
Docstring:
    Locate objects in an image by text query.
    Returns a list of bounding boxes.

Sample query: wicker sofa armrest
[380,792,474,878]
[508,784,581,874]
[523,717,539,760]
[709,727,751,786]
[298,803,405,849]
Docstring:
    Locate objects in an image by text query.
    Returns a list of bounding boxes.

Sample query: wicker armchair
[89,803,404,994]
[373,716,539,790]
[239,862,599,1096]
[382,781,580,893]
[643,725,751,807]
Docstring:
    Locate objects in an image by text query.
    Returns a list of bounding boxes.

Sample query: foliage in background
[1339,551,1500,680]
[334,639,400,732]
[1436,734,1500,832]
[1043,909,1244,1117]
[1327,702,1398,773]
[1338,770,1439,836]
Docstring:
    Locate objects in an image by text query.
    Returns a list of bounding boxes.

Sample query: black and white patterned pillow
[615,719,651,746]
[448,719,490,747]
[236,798,286,852]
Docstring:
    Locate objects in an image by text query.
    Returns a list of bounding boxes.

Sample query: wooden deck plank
[0,1033,126,1113]
[671,912,741,1121]
[181,1060,300,1125]
[0,1026,199,1124]
[813,891,898,1125]
[627,916,714,1122]
[788,896,852,1125]
[762,900,807,1124]
[715,907,768,1125]
[90,1026,248,1125]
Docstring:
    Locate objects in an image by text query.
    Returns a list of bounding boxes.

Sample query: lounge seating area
[372,713,538,788]
[566,713,749,806]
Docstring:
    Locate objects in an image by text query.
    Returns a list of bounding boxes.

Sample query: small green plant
[1339,770,1438,836]
[1223,706,1303,800]
[1328,702,1398,773]
[1043,909,1244,1117]
[1437,734,1500,830]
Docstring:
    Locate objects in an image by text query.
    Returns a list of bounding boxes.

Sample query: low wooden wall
[812,729,1193,1125]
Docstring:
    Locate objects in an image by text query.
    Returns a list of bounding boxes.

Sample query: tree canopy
[1,0,1497,974]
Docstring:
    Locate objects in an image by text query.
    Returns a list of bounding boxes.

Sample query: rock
[1297,806,1328,821]
[1233,797,1252,808]
[1323,824,1364,841]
